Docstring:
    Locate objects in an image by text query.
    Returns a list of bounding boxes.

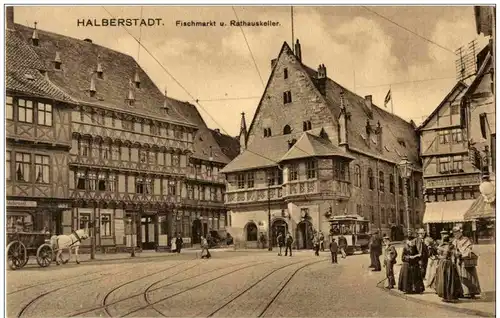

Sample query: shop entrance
[140,216,156,250]
[192,219,202,244]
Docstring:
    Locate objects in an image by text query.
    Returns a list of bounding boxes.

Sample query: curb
[377,283,495,317]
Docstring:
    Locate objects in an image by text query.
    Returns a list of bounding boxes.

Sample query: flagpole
[390,85,394,114]
[291,6,294,52]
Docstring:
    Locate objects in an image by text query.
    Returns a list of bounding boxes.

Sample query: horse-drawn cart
[6,231,53,270]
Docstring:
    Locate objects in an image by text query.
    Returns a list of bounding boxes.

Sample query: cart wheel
[6,241,27,270]
[36,244,53,268]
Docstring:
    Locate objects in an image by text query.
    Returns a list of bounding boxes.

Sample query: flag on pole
[384,89,392,108]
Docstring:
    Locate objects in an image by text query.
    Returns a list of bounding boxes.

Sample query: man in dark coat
[415,228,428,278]
[284,232,293,257]
[277,232,285,256]
[330,238,339,264]
[338,234,348,258]
[175,233,183,253]
[369,230,383,271]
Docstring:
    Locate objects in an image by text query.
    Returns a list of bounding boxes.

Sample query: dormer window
[303,121,312,131]
[283,91,292,104]
[97,64,103,79]
[263,127,272,137]
[283,125,291,135]
[54,51,62,70]
[134,68,141,89]
[284,68,288,79]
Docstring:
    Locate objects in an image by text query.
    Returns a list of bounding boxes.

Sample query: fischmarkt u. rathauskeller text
[175,20,280,27]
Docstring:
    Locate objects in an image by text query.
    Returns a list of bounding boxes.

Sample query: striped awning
[423,200,476,224]
[464,195,496,220]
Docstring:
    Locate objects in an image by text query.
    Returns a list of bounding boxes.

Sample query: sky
[14,5,489,137]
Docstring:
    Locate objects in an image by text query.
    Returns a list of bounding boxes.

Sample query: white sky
[14,5,490,137]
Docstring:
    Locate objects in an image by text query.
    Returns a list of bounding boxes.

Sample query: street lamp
[267,182,272,251]
[127,216,135,257]
[398,155,413,234]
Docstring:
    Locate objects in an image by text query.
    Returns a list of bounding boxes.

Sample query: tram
[328,214,370,255]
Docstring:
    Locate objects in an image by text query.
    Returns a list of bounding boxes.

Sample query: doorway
[271,219,288,247]
[140,216,156,250]
[192,219,202,244]
[296,220,314,249]
[52,211,62,235]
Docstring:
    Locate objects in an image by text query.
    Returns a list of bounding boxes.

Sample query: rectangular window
[283,91,292,104]
[139,149,147,163]
[187,184,194,199]
[111,145,120,160]
[200,185,206,200]
[135,177,144,194]
[306,160,317,179]
[246,172,255,188]
[37,102,52,126]
[370,206,375,223]
[172,154,180,167]
[389,174,395,194]
[267,169,276,186]
[451,129,464,143]
[452,155,463,171]
[98,173,106,191]
[237,174,245,189]
[80,140,90,157]
[79,213,91,230]
[122,120,133,130]
[108,173,116,192]
[102,144,111,160]
[76,171,86,190]
[284,68,288,79]
[438,157,450,173]
[101,214,112,236]
[17,99,33,123]
[15,152,31,182]
[34,155,50,184]
[6,96,13,120]
[414,180,419,198]
[145,178,153,194]
[381,208,386,224]
[438,130,450,144]
[450,103,460,115]
[88,171,97,191]
[168,180,176,196]
[210,187,216,201]
[6,151,11,181]
[356,204,362,216]
[289,164,298,181]
[399,176,403,195]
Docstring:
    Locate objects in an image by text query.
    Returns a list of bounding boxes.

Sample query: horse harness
[68,231,84,248]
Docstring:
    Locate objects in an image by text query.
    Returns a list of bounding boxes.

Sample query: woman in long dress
[424,237,439,290]
[398,237,425,294]
[452,226,481,298]
[434,235,462,302]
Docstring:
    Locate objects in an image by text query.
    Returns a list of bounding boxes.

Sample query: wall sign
[424,174,481,188]
[7,200,37,207]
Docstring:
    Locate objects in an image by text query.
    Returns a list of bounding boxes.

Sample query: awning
[464,195,496,220]
[423,200,476,224]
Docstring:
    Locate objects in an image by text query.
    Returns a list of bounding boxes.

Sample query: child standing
[383,235,397,289]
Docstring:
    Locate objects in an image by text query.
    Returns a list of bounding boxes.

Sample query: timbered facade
[12,11,240,252]
[6,20,75,235]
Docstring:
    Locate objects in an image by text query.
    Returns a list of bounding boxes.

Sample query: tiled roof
[210,129,241,161]
[6,29,75,102]
[14,23,194,126]
[280,132,355,162]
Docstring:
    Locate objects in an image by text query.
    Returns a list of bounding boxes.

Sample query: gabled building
[221,41,424,248]
[10,6,239,252]
[6,9,76,234]
[417,81,482,238]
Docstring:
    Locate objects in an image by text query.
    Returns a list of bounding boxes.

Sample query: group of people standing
[276,232,294,256]
[383,226,481,303]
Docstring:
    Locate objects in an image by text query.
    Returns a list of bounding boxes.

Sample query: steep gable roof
[6,29,75,103]
[417,81,468,131]
[210,129,240,161]
[14,23,194,126]
[280,132,355,161]
[464,51,492,98]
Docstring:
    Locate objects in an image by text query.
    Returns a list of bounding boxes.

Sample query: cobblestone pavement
[7,250,483,318]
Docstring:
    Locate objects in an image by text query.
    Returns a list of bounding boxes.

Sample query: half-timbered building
[221,41,424,248]
[13,12,239,252]
[6,10,76,235]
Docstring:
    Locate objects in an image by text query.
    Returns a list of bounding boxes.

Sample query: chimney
[31,22,39,46]
[271,58,278,70]
[162,87,169,113]
[364,95,373,118]
[294,39,302,62]
[376,121,383,152]
[317,64,327,79]
[134,67,140,89]
[366,119,372,137]
[214,128,221,134]
[315,64,327,95]
[89,75,96,97]
[54,51,62,69]
[127,79,135,104]
[6,6,13,30]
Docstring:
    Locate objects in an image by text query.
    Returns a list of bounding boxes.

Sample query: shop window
[160,216,168,235]
[101,214,112,236]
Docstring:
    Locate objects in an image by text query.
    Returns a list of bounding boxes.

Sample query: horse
[50,222,93,265]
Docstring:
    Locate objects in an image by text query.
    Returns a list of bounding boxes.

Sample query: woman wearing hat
[424,237,438,290]
[452,226,481,298]
[397,231,425,294]
[434,233,462,302]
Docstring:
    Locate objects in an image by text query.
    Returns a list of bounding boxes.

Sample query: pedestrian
[175,233,183,253]
[277,232,285,256]
[424,237,439,290]
[313,234,320,256]
[370,230,383,271]
[259,232,267,249]
[200,236,211,259]
[415,228,429,278]
[171,233,177,253]
[397,232,425,294]
[329,238,338,264]
[319,231,325,251]
[338,234,348,258]
[435,234,462,302]
[452,226,481,298]
[284,232,293,257]
[383,235,397,289]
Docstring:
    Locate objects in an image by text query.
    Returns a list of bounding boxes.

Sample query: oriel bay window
[35,155,50,184]
[306,160,317,179]
[334,161,349,181]
[289,164,298,181]
[237,174,245,189]
[246,172,255,188]
[15,152,31,182]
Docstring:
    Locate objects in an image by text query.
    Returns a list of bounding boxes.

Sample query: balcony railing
[225,185,283,204]
[70,190,182,204]
[283,180,318,197]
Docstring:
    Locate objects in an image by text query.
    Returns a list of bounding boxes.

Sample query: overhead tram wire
[231,6,265,88]
[362,6,457,56]
[101,6,315,167]
[355,76,457,89]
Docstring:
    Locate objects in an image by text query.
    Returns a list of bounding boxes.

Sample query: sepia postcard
[3,3,496,318]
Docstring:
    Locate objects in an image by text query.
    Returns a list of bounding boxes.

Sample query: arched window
[354,165,361,187]
[379,171,385,192]
[389,174,395,193]
[307,121,312,130]
[264,129,268,137]
[283,125,291,135]
[367,168,374,190]
[246,222,258,241]
[267,128,272,137]
[302,121,312,131]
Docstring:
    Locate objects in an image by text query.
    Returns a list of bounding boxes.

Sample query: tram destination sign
[7,200,37,207]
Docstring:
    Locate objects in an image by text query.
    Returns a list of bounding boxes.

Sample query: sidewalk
[379,244,495,317]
